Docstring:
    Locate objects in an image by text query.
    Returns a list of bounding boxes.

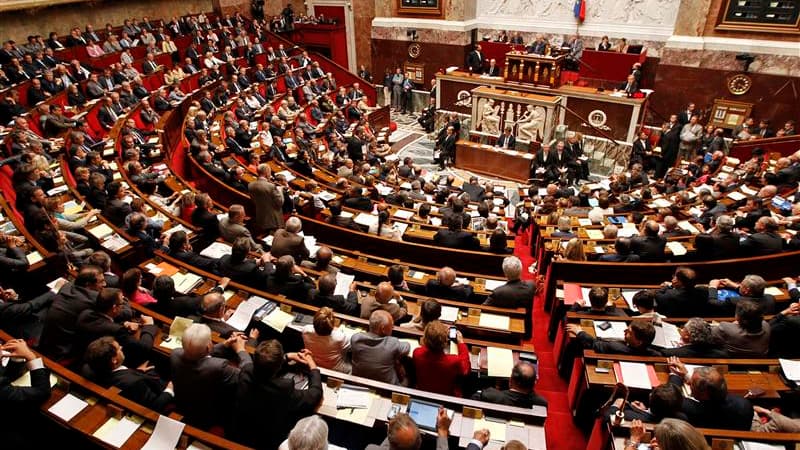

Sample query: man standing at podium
[467,44,484,74]
[497,126,516,149]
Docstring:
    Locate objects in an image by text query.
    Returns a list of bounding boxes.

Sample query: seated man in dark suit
[426,267,473,302]
[708,215,740,259]
[218,238,273,289]
[661,317,728,358]
[768,297,800,358]
[630,220,667,262]
[707,274,775,315]
[461,176,485,202]
[551,216,577,239]
[471,361,547,408]
[570,286,628,317]
[496,126,516,149]
[101,182,133,228]
[599,237,641,262]
[433,217,480,251]
[76,288,157,368]
[190,193,220,251]
[0,339,53,449]
[740,216,784,256]
[566,320,661,356]
[310,272,360,316]
[167,230,220,274]
[199,291,259,341]
[265,255,314,302]
[83,336,174,412]
[233,340,322,450]
[483,256,535,310]
[170,324,252,429]
[655,267,701,318]
[667,357,753,431]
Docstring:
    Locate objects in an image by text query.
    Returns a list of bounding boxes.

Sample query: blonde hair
[422,320,448,354]
[313,307,336,336]
[654,419,710,450]
[562,238,586,261]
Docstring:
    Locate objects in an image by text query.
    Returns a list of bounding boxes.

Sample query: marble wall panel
[371,26,471,46]
[673,0,713,37]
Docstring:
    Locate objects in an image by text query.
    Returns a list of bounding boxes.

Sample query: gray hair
[287,416,329,450]
[602,224,618,239]
[181,323,211,360]
[716,215,734,232]
[557,216,571,232]
[502,256,522,281]
[682,318,713,345]
[286,216,303,233]
[741,274,765,297]
[588,207,604,224]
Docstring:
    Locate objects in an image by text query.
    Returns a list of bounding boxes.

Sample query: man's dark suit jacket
[433,229,480,250]
[710,232,739,259]
[0,359,51,448]
[630,235,667,262]
[76,310,157,366]
[191,208,220,250]
[170,347,252,429]
[707,289,776,316]
[569,305,628,317]
[483,280,534,309]
[199,316,239,339]
[102,198,132,228]
[151,293,202,318]
[497,133,515,148]
[661,343,728,358]
[425,279,473,301]
[471,387,548,408]
[654,286,698,318]
[39,283,98,359]
[598,253,640,262]
[575,331,662,356]
[218,255,271,290]
[101,368,172,411]
[769,312,800,358]
[668,374,753,430]
[171,249,220,274]
[311,289,360,316]
[462,183,485,202]
[740,231,784,256]
[233,366,323,450]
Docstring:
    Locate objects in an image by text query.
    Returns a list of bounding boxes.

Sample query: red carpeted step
[515,227,588,450]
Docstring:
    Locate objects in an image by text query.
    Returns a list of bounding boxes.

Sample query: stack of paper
[141,415,185,450]
[354,213,379,228]
[89,223,114,239]
[666,241,687,256]
[92,416,141,448]
[473,417,507,442]
[487,347,514,378]
[336,385,372,409]
[653,322,682,349]
[225,296,268,331]
[171,272,203,294]
[478,313,510,330]
[199,242,232,259]
[779,358,800,382]
[48,393,88,422]
[593,321,627,340]
[740,442,785,450]
[617,362,654,389]
[439,306,459,322]
[393,209,414,220]
[585,229,604,240]
[483,279,505,291]
[333,272,355,297]
[262,308,294,332]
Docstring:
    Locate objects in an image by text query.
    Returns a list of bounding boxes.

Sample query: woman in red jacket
[412,320,470,396]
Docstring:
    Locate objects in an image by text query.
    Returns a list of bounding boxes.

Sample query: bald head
[257,163,271,177]
[375,282,395,303]
[437,267,456,286]
[285,216,302,233]
[202,292,225,317]
[368,310,394,336]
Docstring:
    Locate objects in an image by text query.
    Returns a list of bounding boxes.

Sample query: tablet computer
[406,399,442,431]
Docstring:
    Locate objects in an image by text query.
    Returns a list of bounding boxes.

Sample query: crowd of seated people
[3,8,800,450]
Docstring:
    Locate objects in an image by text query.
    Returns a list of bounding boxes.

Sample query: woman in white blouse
[301,307,351,373]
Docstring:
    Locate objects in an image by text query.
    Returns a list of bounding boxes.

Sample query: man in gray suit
[248,163,284,235]
[219,204,261,250]
[351,310,409,385]
[170,323,252,429]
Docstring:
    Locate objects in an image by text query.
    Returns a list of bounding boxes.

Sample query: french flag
[574,0,586,22]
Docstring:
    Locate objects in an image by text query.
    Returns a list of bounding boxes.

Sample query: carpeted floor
[514,231,587,450]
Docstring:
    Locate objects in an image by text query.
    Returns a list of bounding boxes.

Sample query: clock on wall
[408,43,421,59]
[727,74,752,95]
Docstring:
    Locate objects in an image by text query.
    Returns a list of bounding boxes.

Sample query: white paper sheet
[336,385,372,409]
[225,296,268,331]
[593,321,627,340]
[93,416,141,448]
[439,306,459,322]
[653,322,682,349]
[334,272,355,297]
[48,393,88,422]
[618,361,652,389]
[141,415,185,450]
[478,313,510,330]
[483,279,505,291]
[779,358,800,382]
[487,347,514,378]
[666,241,687,256]
[199,241,232,259]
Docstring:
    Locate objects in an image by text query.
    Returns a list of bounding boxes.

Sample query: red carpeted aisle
[514,232,587,450]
